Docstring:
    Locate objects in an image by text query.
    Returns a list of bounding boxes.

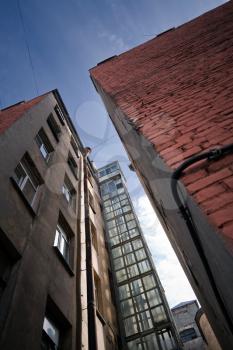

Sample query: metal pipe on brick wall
[171,144,233,338]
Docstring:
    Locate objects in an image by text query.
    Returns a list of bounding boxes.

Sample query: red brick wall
[0,94,47,135]
[90,1,233,245]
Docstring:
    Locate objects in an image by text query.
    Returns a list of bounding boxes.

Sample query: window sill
[53,246,74,277]
[10,177,36,217]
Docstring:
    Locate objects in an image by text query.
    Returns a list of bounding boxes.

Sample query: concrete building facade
[98,161,181,350]
[0,90,119,350]
[172,300,205,350]
[90,2,233,349]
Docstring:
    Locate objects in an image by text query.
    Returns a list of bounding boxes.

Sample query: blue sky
[0,0,227,305]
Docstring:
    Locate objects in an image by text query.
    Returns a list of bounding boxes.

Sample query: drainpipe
[171,144,233,334]
[83,147,98,350]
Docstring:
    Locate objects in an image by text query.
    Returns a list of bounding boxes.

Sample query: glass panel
[105,206,112,213]
[125,252,136,266]
[127,264,139,279]
[119,284,130,300]
[40,143,49,160]
[107,220,116,229]
[108,227,118,238]
[131,278,144,296]
[138,260,151,273]
[124,316,138,336]
[151,305,167,323]
[137,311,153,332]
[55,226,69,262]
[134,293,148,312]
[118,224,127,233]
[113,202,121,210]
[121,298,134,317]
[106,212,114,220]
[122,242,132,254]
[129,228,139,238]
[180,328,197,343]
[112,246,122,258]
[105,200,111,207]
[120,231,130,242]
[143,274,156,290]
[114,208,123,216]
[116,268,127,283]
[23,178,37,204]
[127,220,136,230]
[143,333,160,350]
[111,197,119,204]
[132,239,143,250]
[125,213,135,222]
[43,316,59,346]
[146,289,161,307]
[127,338,143,350]
[121,199,128,206]
[119,193,127,200]
[122,205,131,213]
[135,248,147,261]
[14,163,26,186]
[62,184,71,203]
[116,216,125,225]
[161,330,176,350]
[110,235,120,246]
[114,257,124,270]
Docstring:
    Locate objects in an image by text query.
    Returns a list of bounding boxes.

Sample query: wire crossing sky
[0,0,227,306]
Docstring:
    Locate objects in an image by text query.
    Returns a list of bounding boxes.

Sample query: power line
[91,133,119,150]
[17,0,39,95]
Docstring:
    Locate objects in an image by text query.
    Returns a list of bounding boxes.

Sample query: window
[116,268,127,283]
[180,328,197,343]
[131,278,144,296]
[67,152,78,178]
[134,293,148,312]
[147,289,161,308]
[41,315,60,350]
[124,315,138,336]
[114,257,124,270]
[121,298,134,317]
[90,221,98,252]
[62,175,76,210]
[13,153,42,208]
[35,129,53,162]
[54,224,70,264]
[137,310,153,331]
[47,114,61,142]
[54,104,65,125]
[89,191,95,213]
[138,260,151,274]
[70,136,79,157]
[94,273,103,313]
[127,264,139,279]
[125,252,136,266]
[151,305,167,324]
[143,274,156,290]
[135,249,147,261]
[119,283,130,300]
[0,246,13,299]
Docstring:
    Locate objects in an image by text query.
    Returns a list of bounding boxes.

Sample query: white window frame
[14,161,39,206]
[35,129,53,162]
[54,224,70,263]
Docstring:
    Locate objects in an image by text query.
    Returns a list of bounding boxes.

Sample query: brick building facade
[90,2,233,349]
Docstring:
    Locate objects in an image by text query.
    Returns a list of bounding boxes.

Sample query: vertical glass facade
[98,162,181,350]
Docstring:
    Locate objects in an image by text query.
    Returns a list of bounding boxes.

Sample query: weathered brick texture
[90,1,233,243]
